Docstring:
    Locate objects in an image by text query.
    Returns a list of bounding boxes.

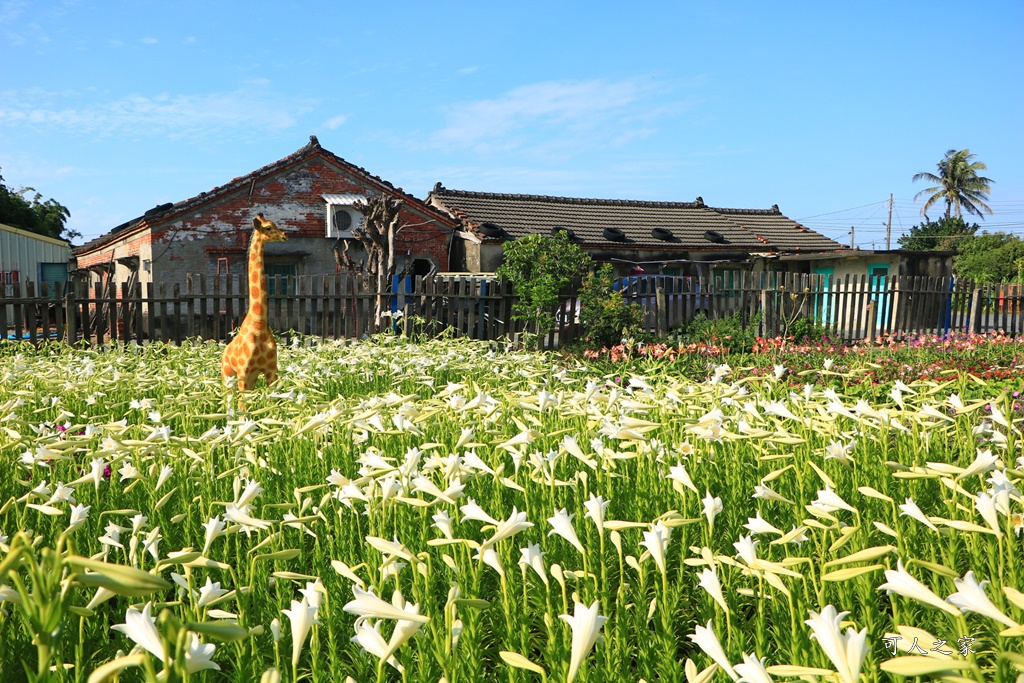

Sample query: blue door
[813,267,834,325]
[869,265,889,327]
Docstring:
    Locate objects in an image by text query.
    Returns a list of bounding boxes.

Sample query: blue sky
[2,1,1022,247]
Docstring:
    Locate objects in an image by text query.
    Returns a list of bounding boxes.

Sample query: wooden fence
[3,273,1023,347]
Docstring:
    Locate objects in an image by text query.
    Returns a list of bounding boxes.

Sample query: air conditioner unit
[327,205,363,239]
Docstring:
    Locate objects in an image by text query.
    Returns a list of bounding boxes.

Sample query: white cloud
[431,78,683,157]
[324,114,347,130]
[141,36,157,44]
[0,85,314,140]
[0,1,28,25]
[458,66,479,75]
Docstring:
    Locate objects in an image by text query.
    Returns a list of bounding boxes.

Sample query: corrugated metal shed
[0,222,73,284]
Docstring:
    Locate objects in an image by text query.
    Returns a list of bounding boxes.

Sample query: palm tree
[912,149,994,219]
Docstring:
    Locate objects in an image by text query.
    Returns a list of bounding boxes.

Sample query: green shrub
[497,232,591,343]
[785,315,828,343]
[674,310,761,353]
[578,264,643,348]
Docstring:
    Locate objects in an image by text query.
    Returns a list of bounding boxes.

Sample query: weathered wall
[76,156,452,291]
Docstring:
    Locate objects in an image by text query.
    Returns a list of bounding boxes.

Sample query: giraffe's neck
[246,230,268,325]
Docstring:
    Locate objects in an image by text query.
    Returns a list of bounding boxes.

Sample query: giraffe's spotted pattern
[221,214,287,400]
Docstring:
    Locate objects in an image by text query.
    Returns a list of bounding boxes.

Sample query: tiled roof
[708,206,844,251]
[429,186,844,253]
[74,137,455,256]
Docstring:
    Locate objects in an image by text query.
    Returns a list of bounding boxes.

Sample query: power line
[794,200,888,221]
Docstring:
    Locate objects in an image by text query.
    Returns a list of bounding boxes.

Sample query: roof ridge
[710,204,782,215]
[432,185,704,209]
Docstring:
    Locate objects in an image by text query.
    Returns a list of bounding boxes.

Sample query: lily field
[0,335,1023,683]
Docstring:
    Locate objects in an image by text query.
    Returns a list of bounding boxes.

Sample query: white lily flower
[119,461,142,481]
[343,586,430,623]
[898,497,938,531]
[112,602,166,662]
[734,652,773,683]
[687,620,738,681]
[86,586,117,611]
[547,508,585,554]
[668,462,700,495]
[733,535,759,567]
[384,589,426,653]
[975,492,1003,537]
[583,494,609,533]
[484,507,533,548]
[752,483,793,505]
[202,517,226,555]
[0,584,22,606]
[224,505,272,531]
[804,605,867,683]
[155,465,173,492]
[696,566,729,614]
[702,491,723,529]
[946,570,1019,627]
[89,458,106,490]
[823,440,855,465]
[474,546,505,577]
[640,522,671,575]
[326,469,349,488]
[351,620,404,672]
[958,449,999,480]
[812,486,856,514]
[518,543,548,586]
[743,512,783,536]
[197,578,229,609]
[459,498,499,526]
[235,478,264,508]
[130,514,148,534]
[67,503,90,532]
[300,579,325,612]
[431,510,454,539]
[48,481,76,505]
[185,634,220,673]
[878,560,961,616]
[143,526,161,561]
[282,599,318,668]
[559,601,608,683]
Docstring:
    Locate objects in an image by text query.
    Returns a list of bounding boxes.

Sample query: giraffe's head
[253,214,288,242]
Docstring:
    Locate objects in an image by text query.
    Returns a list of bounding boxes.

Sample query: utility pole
[886,193,893,250]
[849,225,855,249]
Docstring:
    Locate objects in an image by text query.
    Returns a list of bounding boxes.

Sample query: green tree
[912,149,994,220]
[953,231,1024,283]
[0,167,77,240]
[577,263,643,348]
[497,232,591,342]
[897,216,978,252]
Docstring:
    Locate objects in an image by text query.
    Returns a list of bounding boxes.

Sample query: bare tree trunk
[349,195,404,332]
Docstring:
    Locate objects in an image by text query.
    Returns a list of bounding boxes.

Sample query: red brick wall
[76,153,454,283]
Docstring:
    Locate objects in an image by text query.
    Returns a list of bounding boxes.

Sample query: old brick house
[73,137,456,293]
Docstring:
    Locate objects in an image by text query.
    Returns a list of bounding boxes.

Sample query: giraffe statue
[222,214,288,401]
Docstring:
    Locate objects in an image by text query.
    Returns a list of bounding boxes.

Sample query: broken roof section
[429,185,845,253]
